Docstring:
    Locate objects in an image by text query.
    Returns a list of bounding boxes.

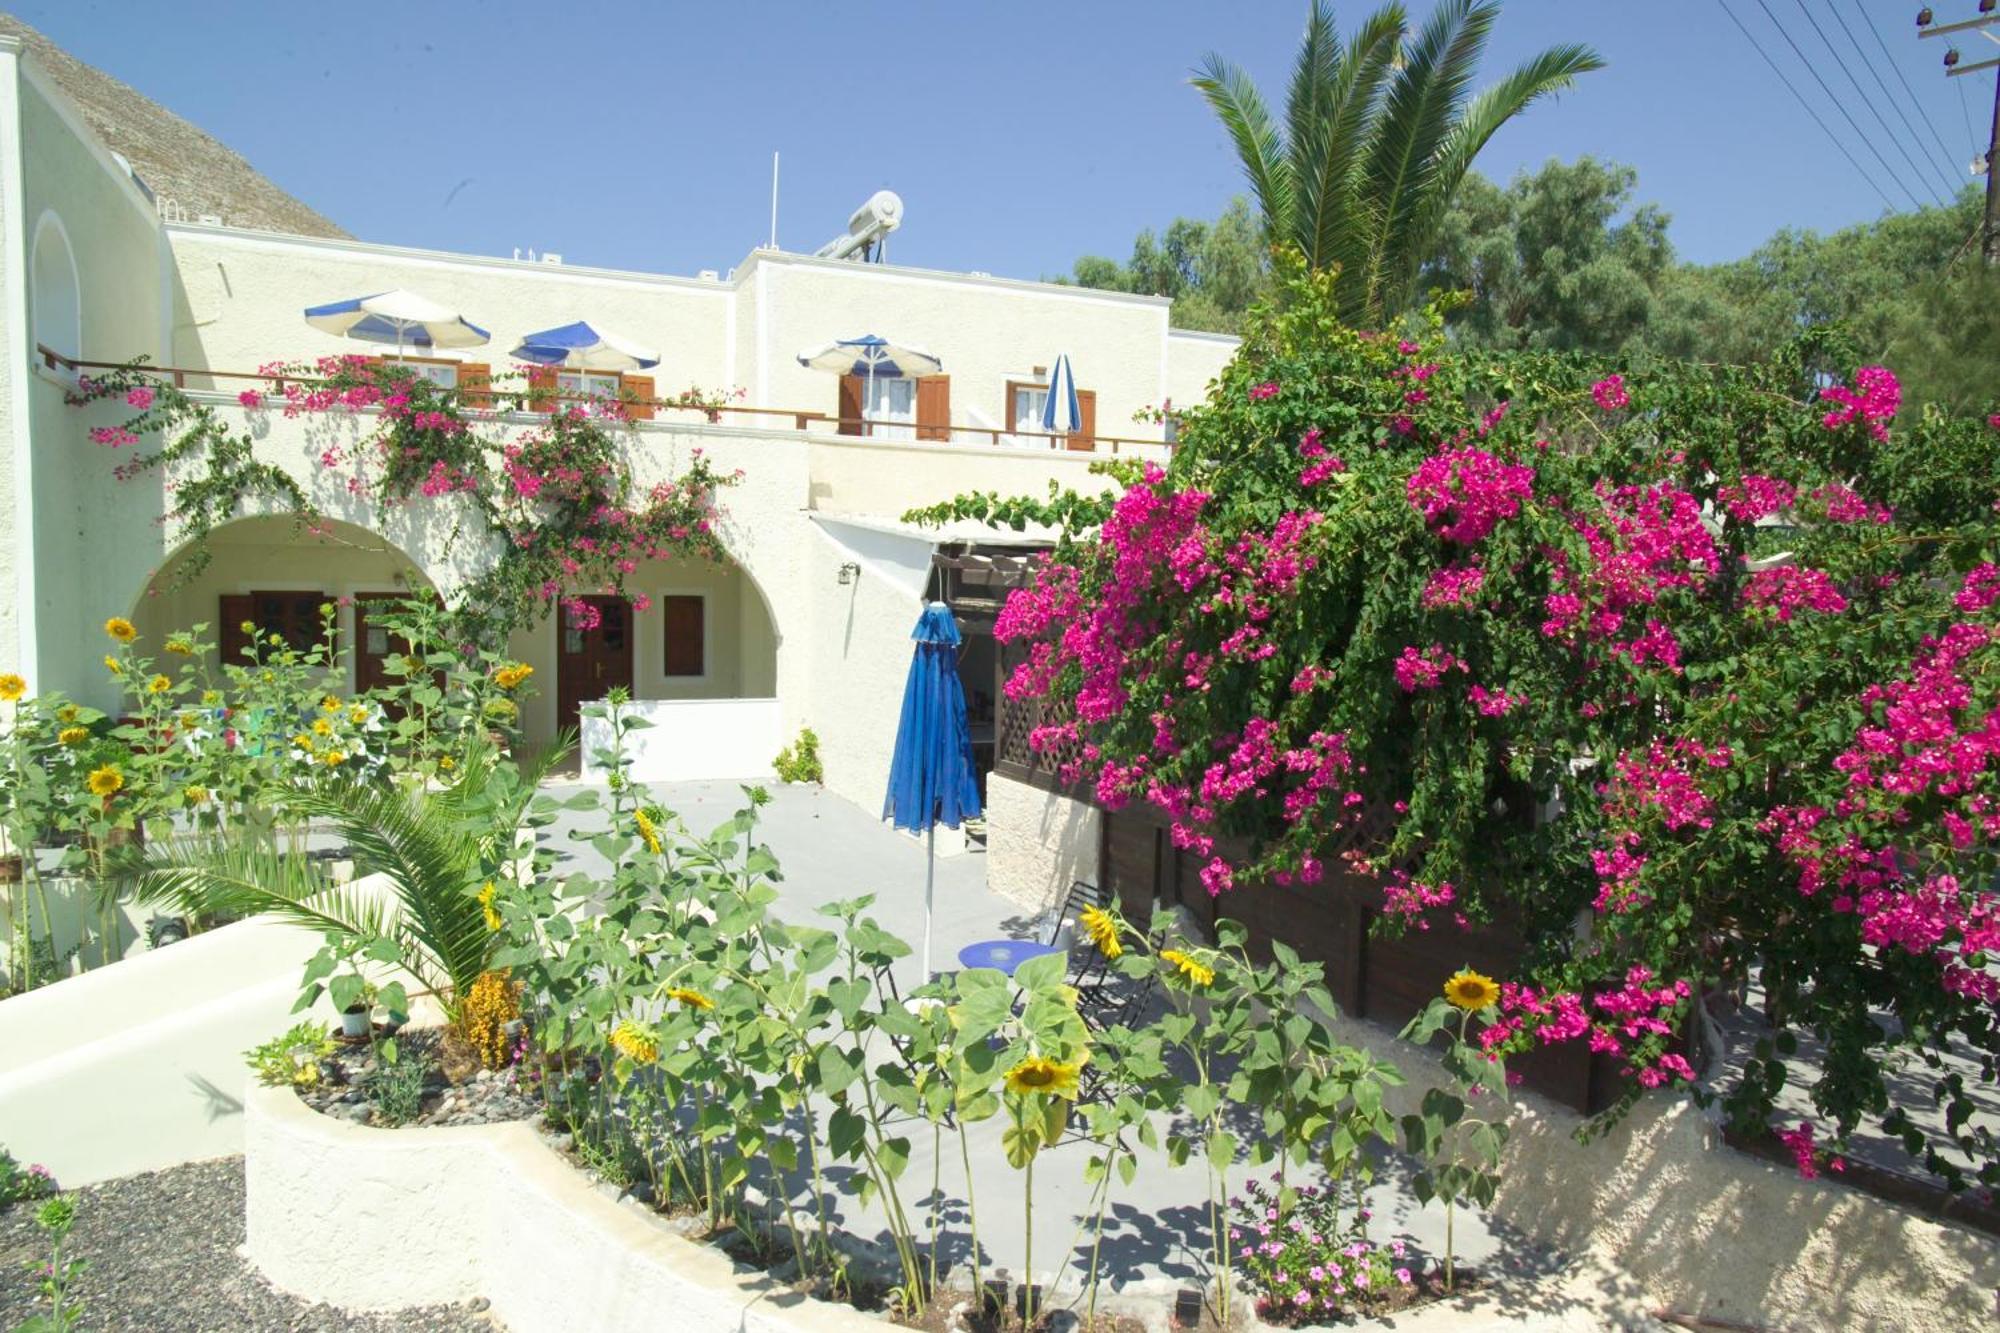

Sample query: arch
[29,210,80,365]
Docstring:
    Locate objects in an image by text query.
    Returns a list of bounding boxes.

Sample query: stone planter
[242,1083,884,1332]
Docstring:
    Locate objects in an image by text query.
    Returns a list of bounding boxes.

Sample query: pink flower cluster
[1405,447,1535,544]
[125,386,155,410]
[1819,365,1901,442]
[1467,683,1526,717]
[1719,474,1794,522]
[1380,871,1455,930]
[1591,374,1630,412]
[1743,565,1849,621]
[1777,1121,1846,1179]
[89,425,139,448]
[1393,643,1461,692]
[1420,562,1484,609]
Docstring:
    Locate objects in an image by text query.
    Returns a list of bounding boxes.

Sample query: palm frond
[1308,5,1405,278]
[1353,0,1491,324]
[132,835,387,945]
[1193,52,1294,244]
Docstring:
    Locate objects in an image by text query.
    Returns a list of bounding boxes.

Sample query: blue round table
[957,939,1063,975]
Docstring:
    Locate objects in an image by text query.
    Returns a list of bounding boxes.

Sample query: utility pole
[1918,3,2000,262]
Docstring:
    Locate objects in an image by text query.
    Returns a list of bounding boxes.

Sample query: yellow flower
[177,713,198,730]
[609,1019,660,1064]
[293,734,315,752]
[492,663,534,691]
[58,726,87,746]
[0,673,24,702]
[184,785,209,805]
[86,764,123,798]
[1079,906,1122,960]
[200,690,221,707]
[348,706,368,725]
[321,750,347,767]
[104,617,136,643]
[103,655,123,675]
[477,881,502,932]
[164,637,193,656]
[635,808,662,855]
[259,670,275,684]
[147,674,172,695]
[55,705,78,723]
[1160,949,1216,988]
[664,986,714,1011]
[1444,969,1500,1012]
[438,755,456,772]
[1004,1056,1081,1099]
[311,718,333,736]
[239,620,256,635]
[320,695,341,713]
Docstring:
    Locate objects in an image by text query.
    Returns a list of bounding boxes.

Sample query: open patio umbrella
[304,289,490,362]
[1040,353,1081,445]
[797,334,941,435]
[510,320,660,372]
[882,602,983,979]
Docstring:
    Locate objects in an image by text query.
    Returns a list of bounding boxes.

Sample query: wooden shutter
[915,374,951,441]
[620,374,656,422]
[527,365,558,413]
[661,595,704,676]
[1068,389,1098,452]
[837,373,864,435]
[218,594,254,665]
[458,362,491,411]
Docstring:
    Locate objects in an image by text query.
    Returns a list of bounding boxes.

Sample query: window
[661,594,705,677]
[867,378,916,440]
[1010,384,1050,436]
[218,590,331,665]
[557,369,622,401]
[383,356,459,388]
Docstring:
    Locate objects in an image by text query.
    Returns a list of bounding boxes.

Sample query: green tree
[1066,198,1268,332]
[1193,0,1601,326]
[1425,156,1675,355]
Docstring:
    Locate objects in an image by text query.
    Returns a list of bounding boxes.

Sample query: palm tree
[134,739,562,1016]
[1194,1,1602,327]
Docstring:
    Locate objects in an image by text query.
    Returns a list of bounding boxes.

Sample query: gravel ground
[0,1157,500,1331]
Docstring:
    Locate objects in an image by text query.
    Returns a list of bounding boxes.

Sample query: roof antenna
[769,151,780,251]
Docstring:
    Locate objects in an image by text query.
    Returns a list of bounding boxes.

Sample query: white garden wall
[243,1084,882,1333]
[983,771,1099,914]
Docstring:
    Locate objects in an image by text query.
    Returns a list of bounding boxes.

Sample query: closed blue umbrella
[1040,354,1081,441]
[883,602,983,977]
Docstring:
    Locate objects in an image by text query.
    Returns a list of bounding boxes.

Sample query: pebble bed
[296,1028,541,1129]
[0,1157,499,1331]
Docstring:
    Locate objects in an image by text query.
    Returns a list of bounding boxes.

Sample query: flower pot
[340,1006,372,1039]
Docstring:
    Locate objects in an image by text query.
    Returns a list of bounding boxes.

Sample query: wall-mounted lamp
[836,562,861,586]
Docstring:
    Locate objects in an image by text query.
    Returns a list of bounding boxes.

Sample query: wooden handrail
[36,344,1169,454]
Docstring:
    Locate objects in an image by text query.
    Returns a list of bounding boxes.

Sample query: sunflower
[438,755,456,772]
[320,695,342,713]
[57,726,87,746]
[103,617,136,643]
[1004,1056,1082,1099]
[311,718,333,737]
[200,690,221,707]
[103,656,123,675]
[635,808,663,855]
[1160,949,1216,988]
[347,706,369,725]
[184,785,209,805]
[664,986,715,1011]
[86,764,123,798]
[266,633,285,648]
[321,750,347,767]
[1078,906,1122,959]
[238,620,256,635]
[55,705,78,723]
[147,674,171,695]
[477,881,502,932]
[1444,969,1500,1012]
[0,673,24,702]
[164,637,193,656]
[493,663,534,691]
[609,1019,660,1065]
[293,734,315,753]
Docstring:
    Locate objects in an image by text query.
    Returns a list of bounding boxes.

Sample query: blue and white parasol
[797,334,941,434]
[510,320,660,373]
[303,289,490,362]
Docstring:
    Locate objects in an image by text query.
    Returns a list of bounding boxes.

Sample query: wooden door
[556,595,634,734]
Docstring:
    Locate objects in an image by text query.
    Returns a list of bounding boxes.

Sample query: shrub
[0,1146,56,1208]
[246,1021,335,1089]
[773,726,823,784]
[366,1047,432,1127]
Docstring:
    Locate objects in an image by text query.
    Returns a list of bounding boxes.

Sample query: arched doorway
[29,212,80,366]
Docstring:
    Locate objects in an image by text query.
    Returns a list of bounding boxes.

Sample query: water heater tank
[848,190,903,237]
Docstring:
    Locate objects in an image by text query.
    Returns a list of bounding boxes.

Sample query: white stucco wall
[984,770,1100,915]
[244,1083,884,1333]
[1166,328,1238,409]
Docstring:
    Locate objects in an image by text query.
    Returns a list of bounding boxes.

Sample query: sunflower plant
[1398,968,1511,1291]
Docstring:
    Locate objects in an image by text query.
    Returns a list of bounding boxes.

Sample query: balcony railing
[36,345,1167,454]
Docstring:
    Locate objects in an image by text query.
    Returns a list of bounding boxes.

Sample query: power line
[1716,0,1900,211]
[1855,0,1975,183]
[1833,0,1965,198]
[1960,74,1981,157]
[1751,0,1928,209]
[1793,0,1951,205]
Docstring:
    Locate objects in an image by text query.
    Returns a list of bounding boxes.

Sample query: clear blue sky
[12,1,1992,279]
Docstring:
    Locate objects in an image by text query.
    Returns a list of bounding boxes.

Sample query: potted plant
[336,975,379,1038]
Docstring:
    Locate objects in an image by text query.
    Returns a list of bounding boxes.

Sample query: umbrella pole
[865,358,876,439]
[923,823,936,980]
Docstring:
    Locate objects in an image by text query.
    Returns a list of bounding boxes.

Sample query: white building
[0,35,1237,816]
